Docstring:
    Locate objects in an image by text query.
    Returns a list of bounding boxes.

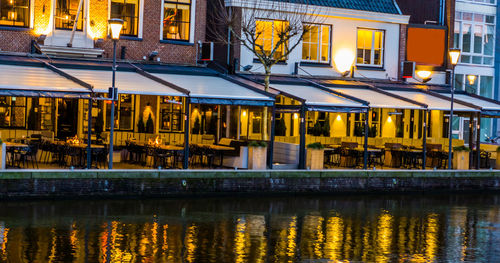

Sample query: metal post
[363,108,369,169]
[268,105,276,169]
[422,110,428,169]
[448,66,456,170]
[87,98,92,169]
[298,105,306,169]
[476,112,481,169]
[468,113,474,169]
[108,40,117,170]
[183,98,190,169]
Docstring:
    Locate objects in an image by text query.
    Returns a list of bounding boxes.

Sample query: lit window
[160,96,183,132]
[455,12,495,65]
[302,24,331,63]
[356,29,384,67]
[0,96,26,128]
[110,0,140,37]
[0,0,30,27]
[255,20,289,60]
[55,0,84,30]
[163,0,191,41]
[106,94,134,131]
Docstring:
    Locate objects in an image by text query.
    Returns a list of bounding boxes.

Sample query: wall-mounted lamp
[293,113,299,120]
[467,75,476,85]
[242,110,247,117]
[334,49,355,77]
[416,70,433,83]
[336,114,341,121]
[148,51,159,61]
[388,112,403,116]
[387,116,392,123]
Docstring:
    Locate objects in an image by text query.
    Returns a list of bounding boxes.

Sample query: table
[195,144,235,168]
[5,142,29,168]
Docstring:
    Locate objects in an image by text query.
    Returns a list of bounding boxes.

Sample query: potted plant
[137,117,145,133]
[453,145,470,170]
[276,118,287,136]
[248,141,267,170]
[322,116,330,137]
[146,113,154,134]
[306,142,325,170]
[192,116,201,135]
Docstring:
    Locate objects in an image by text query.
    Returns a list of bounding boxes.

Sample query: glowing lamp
[449,48,461,66]
[8,11,16,20]
[334,49,355,77]
[108,18,124,40]
[293,113,299,120]
[416,70,432,83]
[387,116,392,123]
[336,114,341,121]
[168,25,178,34]
[242,110,247,117]
[467,75,476,85]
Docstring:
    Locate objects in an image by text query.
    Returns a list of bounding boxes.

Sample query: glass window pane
[484,25,494,55]
[473,25,483,54]
[462,24,471,52]
[309,43,317,61]
[163,1,191,41]
[302,43,310,60]
[472,56,482,64]
[474,14,484,22]
[321,44,329,62]
[486,15,495,24]
[483,57,493,65]
[461,55,471,63]
[454,22,460,49]
[374,31,382,49]
[111,0,139,36]
[454,73,464,91]
[0,0,30,27]
[480,76,493,98]
[465,75,478,94]
[463,12,473,21]
[55,0,84,30]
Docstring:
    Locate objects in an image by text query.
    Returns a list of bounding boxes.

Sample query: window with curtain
[55,0,84,30]
[106,94,134,131]
[163,0,190,41]
[455,12,495,65]
[255,20,289,60]
[302,24,331,63]
[0,0,30,27]
[356,28,384,67]
[110,0,139,36]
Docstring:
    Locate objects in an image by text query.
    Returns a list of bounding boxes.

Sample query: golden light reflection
[424,213,439,262]
[0,226,8,262]
[286,216,298,260]
[234,217,248,263]
[325,215,344,261]
[184,224,198,263]
[375,212,393,262]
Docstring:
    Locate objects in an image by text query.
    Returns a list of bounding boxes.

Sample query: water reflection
[0,194,500,262]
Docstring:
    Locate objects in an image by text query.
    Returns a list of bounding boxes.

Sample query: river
[0,193,499,262]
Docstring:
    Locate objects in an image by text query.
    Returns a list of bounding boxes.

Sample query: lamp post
[108,18,123,169]
[448,48,461,170]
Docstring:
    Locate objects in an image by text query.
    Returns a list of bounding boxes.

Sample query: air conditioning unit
[402,61,415,79]
[199,42,214,61]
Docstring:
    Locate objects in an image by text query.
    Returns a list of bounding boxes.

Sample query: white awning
[0,64,90,95]
[63,69,186,97]
[444,94,500,111]
[387,90,478,112]
[151,73,273,103]
[270,84,366,108]
[329,87,423,109]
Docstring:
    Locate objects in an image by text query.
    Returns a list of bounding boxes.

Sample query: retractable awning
[151,73,274,106]
[270,83,367,112]
[62,69,187,97]
[0,64,91,98]
[386,90,479,112]
[328,87,424,110]
[441,93,500,117]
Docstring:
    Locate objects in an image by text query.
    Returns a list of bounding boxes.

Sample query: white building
[230,0,410,81]
[453,0,497,142]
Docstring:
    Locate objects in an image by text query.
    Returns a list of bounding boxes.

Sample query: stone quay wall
[0,170,499,199]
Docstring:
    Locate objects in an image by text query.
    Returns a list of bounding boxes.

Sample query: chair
[201,134,215,144]
[17,143,39,169]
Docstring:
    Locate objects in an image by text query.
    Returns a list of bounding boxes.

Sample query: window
[163,0,190,41]
[106,94,134,130]
[455,12,495,65]
[255,20,289,60]
[110,0,140,36]
[454,74,493,98]
[356,29,384,67]
[160,96,183,132]
[55,0,84,30]
[0,96,26,128]
[0,0,30,27]
[460,0,496,4]
[302,24,330,63]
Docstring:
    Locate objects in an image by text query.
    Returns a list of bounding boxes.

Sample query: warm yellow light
[108,18,124,40]
[242,110,247,117]
[336,114,341,121]
[467,75,476,85]
[449,49,461,66]
[8,11,16,20]
[293,113,299,120]
[387,116,392,123]
[334,49,355,76]
[416,70,432,80]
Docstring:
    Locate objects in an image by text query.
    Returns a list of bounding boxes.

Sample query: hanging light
[108,18,124,40]
[467,75,476,85]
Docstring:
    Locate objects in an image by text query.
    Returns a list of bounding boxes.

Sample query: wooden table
[195,144,235,167]
[5,142,29,168]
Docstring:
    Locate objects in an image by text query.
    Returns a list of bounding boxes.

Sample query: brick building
[0,0,206,64]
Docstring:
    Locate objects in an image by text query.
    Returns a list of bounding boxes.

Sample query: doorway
[57,99,78,140]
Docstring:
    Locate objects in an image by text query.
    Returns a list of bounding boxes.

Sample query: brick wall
[398,24,407,80]
[0,0,206,65]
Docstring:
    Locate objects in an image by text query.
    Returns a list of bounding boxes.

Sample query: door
[57,99,78,140]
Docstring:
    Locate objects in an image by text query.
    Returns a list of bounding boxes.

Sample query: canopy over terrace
[439,92,500,117]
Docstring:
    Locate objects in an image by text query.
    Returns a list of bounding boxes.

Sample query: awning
[329,87,424,109]
[0,64,91,98]
[270,84,367,112]
[151,73,274,106]
[442,93,500,117]
[386,90,479,112]
[63,69,187,97]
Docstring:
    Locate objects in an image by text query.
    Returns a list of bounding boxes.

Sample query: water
[0,194,500,262]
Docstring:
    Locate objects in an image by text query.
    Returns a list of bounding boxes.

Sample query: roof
[273,0,401,14]
[62,69,187,97]
[440,93,500,116]
[0,64,91,97]
[386,90,478,112]
[270,83,366,108]
[330,87,423,109]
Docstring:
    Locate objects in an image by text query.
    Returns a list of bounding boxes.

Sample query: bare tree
[210,0,320,140]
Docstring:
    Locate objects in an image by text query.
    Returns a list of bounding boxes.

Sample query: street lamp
[448,48,461,170]
[108,18,123,169]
